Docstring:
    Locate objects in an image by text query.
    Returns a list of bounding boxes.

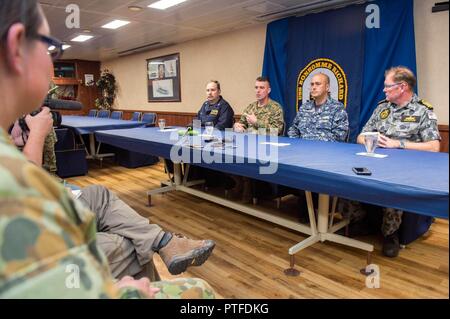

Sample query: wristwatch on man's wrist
[398,140,406,149]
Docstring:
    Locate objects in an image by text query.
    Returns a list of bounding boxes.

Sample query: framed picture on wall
[147,53,181,102]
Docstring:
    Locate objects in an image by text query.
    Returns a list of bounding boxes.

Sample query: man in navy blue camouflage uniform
[288,73,348,141]
[288,73,349,223]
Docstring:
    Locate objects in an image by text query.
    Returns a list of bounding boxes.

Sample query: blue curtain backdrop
[262,0,416,142]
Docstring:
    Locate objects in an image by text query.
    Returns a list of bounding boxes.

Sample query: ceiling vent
[117,42,169,57]
[255,0,367,21]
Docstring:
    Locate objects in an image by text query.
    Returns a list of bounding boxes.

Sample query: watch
[399,140,406,149]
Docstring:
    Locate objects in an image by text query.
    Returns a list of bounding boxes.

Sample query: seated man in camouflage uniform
[232,76,285,202]
[234,76,284,136]
[352,66,441,257]
[0,0,215,298]
[288,73,348,142]
[15,113,215,279]
[287,73,349,222]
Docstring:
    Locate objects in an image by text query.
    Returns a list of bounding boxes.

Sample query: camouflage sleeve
[42,128,57,173]
[239,104,251,128]
[332,107,349,142]
[256,103,284,136]
[419,109,441,142]
[361,105,382,134]
[151,278,215,299]
[0,140,127,299]
[287,111,301,138]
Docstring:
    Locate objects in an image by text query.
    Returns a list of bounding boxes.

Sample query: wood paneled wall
[61,108,449,153]
[439,125,449,153]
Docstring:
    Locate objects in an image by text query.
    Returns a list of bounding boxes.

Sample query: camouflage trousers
[151,278,215,299]
[338,199,403,236]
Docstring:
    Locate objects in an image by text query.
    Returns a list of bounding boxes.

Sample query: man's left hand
[378,134,401,149]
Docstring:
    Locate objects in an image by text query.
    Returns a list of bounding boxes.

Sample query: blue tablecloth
[61,115,144,134]
[95,127,449,219]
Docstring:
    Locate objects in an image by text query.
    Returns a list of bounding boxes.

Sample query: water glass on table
[158,119,166,130]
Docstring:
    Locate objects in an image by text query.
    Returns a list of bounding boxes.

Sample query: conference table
[61,115,144,160]
[95,126,449,274]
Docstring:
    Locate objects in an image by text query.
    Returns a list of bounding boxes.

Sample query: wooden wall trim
[438,125,449,153]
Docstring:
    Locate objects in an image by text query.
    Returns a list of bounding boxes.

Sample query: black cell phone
[352,167,372,176]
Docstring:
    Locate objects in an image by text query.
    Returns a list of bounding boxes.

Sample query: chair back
[131,111,142,121]
[111,111,123,120]
[98,110,111,118]
[87,109,97,117]
[142,112,156,124]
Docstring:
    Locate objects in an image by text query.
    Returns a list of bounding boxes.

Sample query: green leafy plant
[95,69,117,110]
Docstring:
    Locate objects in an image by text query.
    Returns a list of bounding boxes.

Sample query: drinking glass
[205,122,214,136]
[158,119,166,130]
[363,132,379,154]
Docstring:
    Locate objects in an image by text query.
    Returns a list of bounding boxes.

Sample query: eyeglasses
[384,82,403,89]
[31,34,65,62]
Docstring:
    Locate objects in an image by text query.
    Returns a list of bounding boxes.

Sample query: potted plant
[95,69,117,110]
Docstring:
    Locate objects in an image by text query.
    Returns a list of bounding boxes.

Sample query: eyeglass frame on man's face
[30,34,65,62]
[383,82,403,89]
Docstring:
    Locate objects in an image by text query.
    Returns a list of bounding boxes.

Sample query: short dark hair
[256,76,270,87]
[0,0,42,47]
[207,80,221,91]
[385,66,417,90]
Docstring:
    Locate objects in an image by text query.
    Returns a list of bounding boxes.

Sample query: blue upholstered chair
[111,111,123,120]
[142,112,156,125]
[87,109,97,117]
[97,110,111,118]
[131,111,141,121]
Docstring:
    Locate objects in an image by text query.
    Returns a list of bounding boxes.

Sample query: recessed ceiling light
[148,0,187,10]
[48,45,56,51]
[71,35,94,42]
[62,44,71,50]
[128,5,143,11]
[102,20,130,30]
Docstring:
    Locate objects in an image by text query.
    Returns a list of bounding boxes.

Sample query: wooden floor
[67,161,449,299]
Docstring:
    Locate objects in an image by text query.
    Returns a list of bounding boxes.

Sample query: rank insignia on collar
[380,109,390,120]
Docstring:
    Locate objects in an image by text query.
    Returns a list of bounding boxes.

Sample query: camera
[17,96,83,132]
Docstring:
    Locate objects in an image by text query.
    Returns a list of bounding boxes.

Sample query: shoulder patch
[418,99,433,110]
[379,108,390,120]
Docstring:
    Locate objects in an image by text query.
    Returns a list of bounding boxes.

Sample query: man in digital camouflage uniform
[288,73,348,142]
[354,66,441,257]
[0,0,215,299]
[287,73,349,223]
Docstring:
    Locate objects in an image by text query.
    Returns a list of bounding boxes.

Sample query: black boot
[383,231,400,258]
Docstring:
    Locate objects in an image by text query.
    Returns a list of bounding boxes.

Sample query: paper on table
[260,142,291,147]
[356,152,388,158]
[159,128,178,132]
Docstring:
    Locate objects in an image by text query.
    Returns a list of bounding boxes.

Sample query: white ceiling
[40,0,366,61]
